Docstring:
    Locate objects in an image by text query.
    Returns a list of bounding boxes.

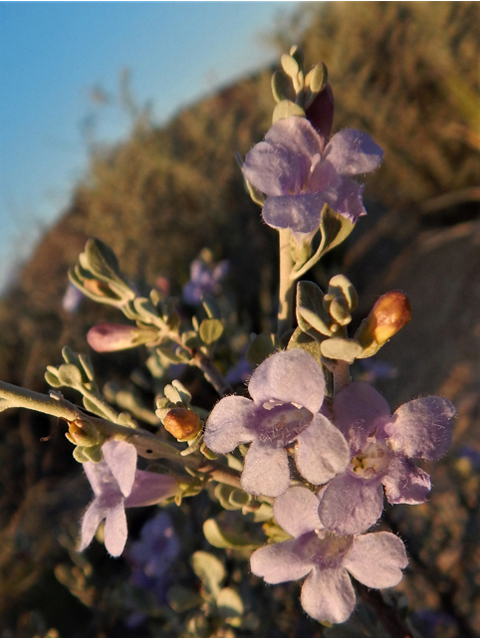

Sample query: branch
[0,379,242,488]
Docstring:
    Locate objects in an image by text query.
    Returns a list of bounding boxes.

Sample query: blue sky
[0,1,299,290]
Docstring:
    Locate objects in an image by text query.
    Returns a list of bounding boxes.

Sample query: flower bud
[356,291,412,353]
[83,278,114,297]
[87,323,158,353]
[305,83,334,147]
[164,408,202,442]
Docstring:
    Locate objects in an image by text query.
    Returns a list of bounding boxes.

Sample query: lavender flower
[62,282,84,314]
[204,349,350,497]
[318,382,455,535]
[182,257,229,305]
[80,441,178,556]
[129,512,180,602]
[242,116,383,234]
[251,486,408,624]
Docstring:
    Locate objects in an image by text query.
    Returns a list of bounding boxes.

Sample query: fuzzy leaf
[45,368,62,388]
[271,69,295,103]
[320,206,355,255]
[57,364,83,388]
[320,337,363,363]
[217,587,244,620]
[199,319,224,345]
[287,328,323,365]
[296,281,332,337]
[246,333,280,366]
[272,100,305,124]
[306,61,328,94]
[82,238,120,281]
[203,518,258,551]
[191,551,225,597]
[327,275,358,311]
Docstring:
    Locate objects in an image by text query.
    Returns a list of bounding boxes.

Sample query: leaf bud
[356,291,412,353]
[164,408,202,442]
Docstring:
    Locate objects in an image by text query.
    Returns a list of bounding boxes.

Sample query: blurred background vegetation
[0,2,479,636]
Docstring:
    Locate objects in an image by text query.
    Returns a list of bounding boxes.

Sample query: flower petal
[125,470,179,507]
[382,456,431,504]
[333,382,391,453]
[83,459,109,497]
[251,537,314,583]
[323,177,367,223]
[241,440,290,497]
[204,396,255,454]
[262,194,326,234]
[273,486,323,538]
[103,440,137,497]
[324,128,383,176]
[344,532,408,589]
[243,116,323,197]
[318,472,384,535]
[265,116,323,158]
[294,414,350,485]
[385,397,455,460]
[301,567,356,624]
[243,141,305,196]
[104,500,128,557]
[79,498,107,552]
[248,349,325,414]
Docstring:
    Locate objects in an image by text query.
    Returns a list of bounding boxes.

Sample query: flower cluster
[204,348,455,622]
[182,254,229,305]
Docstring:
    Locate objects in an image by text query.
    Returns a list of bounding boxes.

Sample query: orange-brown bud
[83,278,113,297]
[65,419,100,447]
[164,408,202,442]
[357,291,412,350]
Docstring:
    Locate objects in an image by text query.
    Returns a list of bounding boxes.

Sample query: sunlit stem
[278,229,296,337]
[0,379,241,488]
[290,205,329,280]
[191,352,233,397]
[322,359,351,395]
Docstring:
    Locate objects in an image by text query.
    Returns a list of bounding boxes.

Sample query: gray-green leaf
[199,318,224,345]
[191,551,225,598]
[320,337,363,363]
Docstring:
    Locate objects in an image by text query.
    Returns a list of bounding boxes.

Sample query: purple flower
[182,257,229,305]
[242,116,383,234]
[225,357,254,385]
[62,282,84,314]
[318,382,455,535]
[251,486,408,624]
[128,512,180,602]
[456,445,480,471]
[204,349,350,497]
[80,441,179,556]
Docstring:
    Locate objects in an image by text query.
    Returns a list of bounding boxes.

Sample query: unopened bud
[87,323,158,353]
[164,408,202,442]
[65,419,100,447]
[305,82,334,146]
[83,279,113,297]
[356,291,412,353]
